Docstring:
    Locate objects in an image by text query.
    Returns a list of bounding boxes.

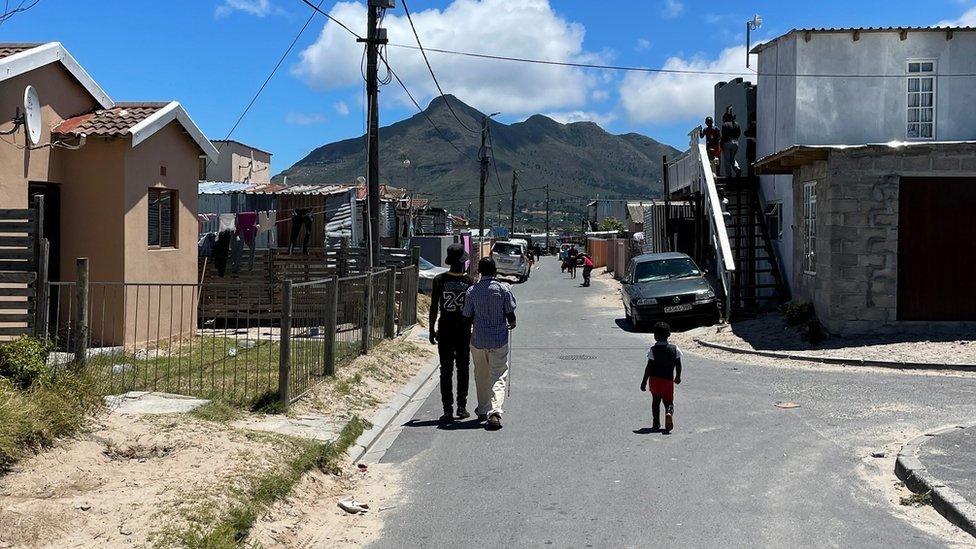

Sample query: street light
[745,14,762,68]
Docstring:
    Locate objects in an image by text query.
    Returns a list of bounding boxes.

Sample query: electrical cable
[217,0,326,160]
[382,53,475,162]
[399,0,479,133]
[0,0,41,25]
[299,0,362,39]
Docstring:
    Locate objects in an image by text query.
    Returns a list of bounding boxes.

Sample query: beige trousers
[471,344,509,416]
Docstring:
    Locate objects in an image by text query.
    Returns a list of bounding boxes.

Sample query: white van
[491,240,530,282]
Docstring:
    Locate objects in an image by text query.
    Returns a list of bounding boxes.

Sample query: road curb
[693,338,976,372]
[894,422,976,538]
[348,352,441,464]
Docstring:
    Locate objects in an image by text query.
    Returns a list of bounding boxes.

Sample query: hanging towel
[218,213,236,232]
[236,211,258,246]
[257,210,276,234]
[198,232,216,257]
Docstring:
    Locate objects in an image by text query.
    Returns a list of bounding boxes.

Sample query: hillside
[275,95,680,211]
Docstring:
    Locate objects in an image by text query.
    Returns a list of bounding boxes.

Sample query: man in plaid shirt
[463,257,517,431]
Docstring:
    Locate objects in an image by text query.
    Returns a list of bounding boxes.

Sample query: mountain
[275,95,680,212]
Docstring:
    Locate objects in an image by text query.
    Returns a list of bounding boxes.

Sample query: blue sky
[4,0,975,172]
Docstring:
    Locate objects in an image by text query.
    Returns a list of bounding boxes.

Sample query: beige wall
[207,141,271,184]
[0,63,99,207]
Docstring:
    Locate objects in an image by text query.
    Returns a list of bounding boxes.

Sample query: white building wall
[756,29,976,291]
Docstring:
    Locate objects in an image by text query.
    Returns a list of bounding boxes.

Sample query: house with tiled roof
[0,41,217,343]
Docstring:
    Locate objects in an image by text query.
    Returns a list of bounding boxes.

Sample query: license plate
[663,303,692,313]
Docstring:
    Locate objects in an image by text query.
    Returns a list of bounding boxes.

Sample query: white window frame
[802,182,816,275]
[764,201,783,241]
[906,59,937,141]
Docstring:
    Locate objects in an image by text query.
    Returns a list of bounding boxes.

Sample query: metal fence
[44,262,421,407]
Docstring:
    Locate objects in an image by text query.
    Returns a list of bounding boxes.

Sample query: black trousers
[288,211,313,254]
[582,266,592,286]
[651,396,674,426]
[437,329,471,413]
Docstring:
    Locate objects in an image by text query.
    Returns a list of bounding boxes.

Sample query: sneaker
[664,413,673,431]
[439,412,455,424]
[477,414,488,423]
[456,408,471,420]
[486,413,502,431]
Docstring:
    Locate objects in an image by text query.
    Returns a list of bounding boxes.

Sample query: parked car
[620,252,720,329]
[491,240,531,282]
[418,256,448,294]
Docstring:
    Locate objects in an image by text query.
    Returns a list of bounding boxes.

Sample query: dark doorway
[28,182,60,280]
[898,177,976,321]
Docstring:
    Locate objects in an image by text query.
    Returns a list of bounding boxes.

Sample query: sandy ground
[681,316,976,365]
[0,413,289,548]
[0,326,436,549]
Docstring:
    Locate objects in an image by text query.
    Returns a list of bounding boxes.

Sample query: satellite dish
[23,86,41,146]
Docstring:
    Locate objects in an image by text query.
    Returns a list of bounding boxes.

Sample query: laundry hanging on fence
[236,212,258,246]
[213,230,233,277]
[218,213,236,232]
[289,208,313,255]
[258,210,276,234]
[198,232,216,257]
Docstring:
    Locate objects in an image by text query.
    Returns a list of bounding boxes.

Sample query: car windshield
[493,243,522,256]
[418,257,436,270]
[633,258,701,282]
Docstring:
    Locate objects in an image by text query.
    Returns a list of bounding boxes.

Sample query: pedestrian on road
[581,253,594,287]
[640,322,682,432]
[567,245,579,279]
[429,244,474,424]
[463,257,517,431]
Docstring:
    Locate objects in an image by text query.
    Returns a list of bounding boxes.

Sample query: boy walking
[640,322,682,431]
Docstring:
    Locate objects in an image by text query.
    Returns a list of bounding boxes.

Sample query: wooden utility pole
[544,183,551,253]
[662,155,671,252]
[358,0,391,268]
[509,170,518,235]
[478,116,490,242]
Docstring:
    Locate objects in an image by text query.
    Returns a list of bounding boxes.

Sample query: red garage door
[898,177,976,321]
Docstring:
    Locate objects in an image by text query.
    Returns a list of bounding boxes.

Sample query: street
[373,257,976,547]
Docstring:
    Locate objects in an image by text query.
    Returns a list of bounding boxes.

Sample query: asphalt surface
[373,257,976,547]
[920,425,976,512]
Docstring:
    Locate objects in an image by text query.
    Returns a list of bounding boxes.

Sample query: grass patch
[190,401,244,423]
[0,370,102,472]
[181,416,370,547]
[334,373,363,397]
[899,491,932,507]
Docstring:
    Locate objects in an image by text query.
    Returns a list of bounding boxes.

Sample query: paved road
[373,257,976,547]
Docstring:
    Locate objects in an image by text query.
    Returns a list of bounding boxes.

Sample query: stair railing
[696,142,736,319]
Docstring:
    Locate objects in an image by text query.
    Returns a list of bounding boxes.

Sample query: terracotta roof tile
[0,43,42,59]
[52,103,168,137]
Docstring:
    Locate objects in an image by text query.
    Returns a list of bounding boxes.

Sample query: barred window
[907,60,936,140]
[802,182,816,275]
[148,189,178,248]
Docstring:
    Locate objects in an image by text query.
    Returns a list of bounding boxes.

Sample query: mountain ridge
[275,95,680,209]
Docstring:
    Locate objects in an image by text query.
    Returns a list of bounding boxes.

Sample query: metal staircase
[718,178,789,317]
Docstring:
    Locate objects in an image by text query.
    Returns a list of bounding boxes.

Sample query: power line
[400,0,479,133]
[218,0,326,156]
[299,0,362,39]
[0,0,42,25]
[381,53,475,161]
[486,124,504,192]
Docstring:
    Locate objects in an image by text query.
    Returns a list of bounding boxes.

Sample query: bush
[781,301,816,327]
[0,336,52,388]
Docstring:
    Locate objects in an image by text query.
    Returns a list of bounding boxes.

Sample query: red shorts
[649,377,674,401]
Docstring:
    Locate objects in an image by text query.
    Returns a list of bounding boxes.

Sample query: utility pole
[544,183,550,253]
[358,0,391,267]
[478,116,490,242]
[509,170,518,235]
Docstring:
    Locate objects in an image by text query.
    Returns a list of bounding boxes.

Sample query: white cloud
[936,6,976,26]
[662,0,684,19]
[294,0,601,115]
[635,38,652,51]
[285,112,327,126]
[544,110,616,127]
[215,0,275,18]
[333,101,350,116]
[591,89,610,102]
[619,46,750,124]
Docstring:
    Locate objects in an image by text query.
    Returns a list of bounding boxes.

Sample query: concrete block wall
[791,144,976,333]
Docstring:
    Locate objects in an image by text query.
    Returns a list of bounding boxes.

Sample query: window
[907,60,936,140]
[148,189,178,248]
[764,201,783,241]
[198,157,207,181]
[802,182,816,275]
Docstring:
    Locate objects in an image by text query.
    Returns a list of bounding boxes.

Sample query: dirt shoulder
[0,327,436,548]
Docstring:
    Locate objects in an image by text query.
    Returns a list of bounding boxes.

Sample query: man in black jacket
[720,108,741,178]
[429,245,474,423]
